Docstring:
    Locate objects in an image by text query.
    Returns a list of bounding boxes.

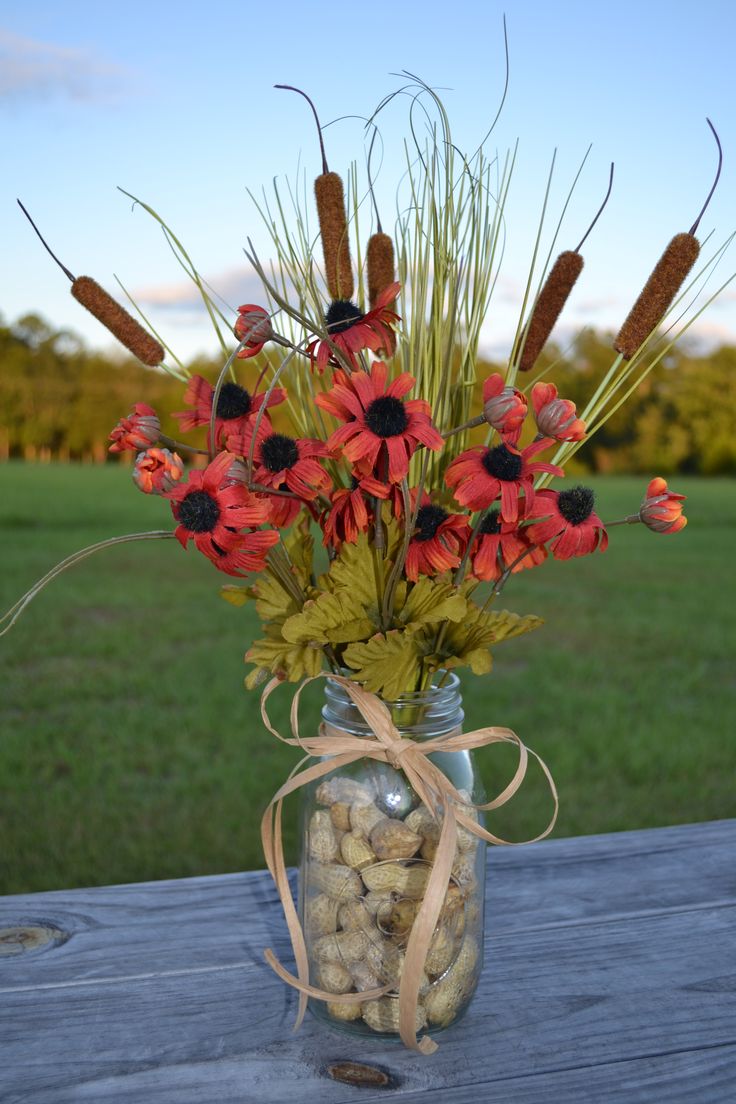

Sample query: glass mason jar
[298,674,486,1039]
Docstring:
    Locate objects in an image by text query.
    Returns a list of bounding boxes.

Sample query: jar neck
[322,674,463,739]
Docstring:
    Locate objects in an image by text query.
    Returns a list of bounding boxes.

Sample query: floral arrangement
[5,80,721,697]
[4,69,731,1057]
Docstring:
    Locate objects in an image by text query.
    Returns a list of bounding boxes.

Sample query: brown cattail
[518,250,584,371]
[276,84,354,302]
[17,200,164,367]
[366,232,395,309]
[71,276,164,366]
[517,163,614,372]
[314,171,354,301]
[614,119,722,360]
[614,233,700,359]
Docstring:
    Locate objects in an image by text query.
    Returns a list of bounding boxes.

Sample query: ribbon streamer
[259,673,558,1056]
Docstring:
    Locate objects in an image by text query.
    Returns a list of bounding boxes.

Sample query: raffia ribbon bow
[259,673,558,1056]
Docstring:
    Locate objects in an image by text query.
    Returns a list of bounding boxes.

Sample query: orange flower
[109,403,160,453]
[531,382,586,441]
[132,448,184,495]
[316,361,442,483]
[173,375,286,450]
[639,478,687,533]
[240,433,332,500]
[445,438,563,523]
[307,283,400,372]
[470,510,546,582]
[322,476,388,548]
[405,498,471,582]
[526,486,607,560]
[482,373,527,444]
[164,451,278,576]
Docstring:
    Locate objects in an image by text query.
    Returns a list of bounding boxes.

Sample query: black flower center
[557,486,595,525]
[325,299,364,334]
[261,433,299,472]
[216,382,252,420]
[178,490,220,533]
[415,504,448,542]
[480,509,502,535]
[482,444,523,482]
[364,396,409,438]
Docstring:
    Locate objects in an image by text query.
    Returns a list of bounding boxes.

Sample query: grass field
[0,462,734,895]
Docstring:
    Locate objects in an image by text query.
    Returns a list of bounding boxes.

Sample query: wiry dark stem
[17,199,76,282]
[574,162,615,253]
[274,84,329,175]
[689,118,723,235]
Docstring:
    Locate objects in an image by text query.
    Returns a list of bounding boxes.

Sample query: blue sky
[2,0,736,363]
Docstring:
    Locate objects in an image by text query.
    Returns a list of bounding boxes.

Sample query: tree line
[1,312,734,474]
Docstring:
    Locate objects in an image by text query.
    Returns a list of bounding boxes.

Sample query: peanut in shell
[340,829,377,871]
[370,819,423,860]
[310,861,363,900]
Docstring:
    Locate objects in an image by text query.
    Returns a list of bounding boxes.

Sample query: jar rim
[326,670,460,706]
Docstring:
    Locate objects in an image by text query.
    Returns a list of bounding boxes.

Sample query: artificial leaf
[245,635,324,687]
[282,590,374,646]
[284,515,314,588]
[251,571,300,623]
[394,576,468,633]
[484,609,545,644]
[343,631,421,699]
[219,585,251,608]
[320,534,382,622]
[427,603,543,677]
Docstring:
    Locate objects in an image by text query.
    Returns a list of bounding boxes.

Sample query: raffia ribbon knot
[259,673,558,1056]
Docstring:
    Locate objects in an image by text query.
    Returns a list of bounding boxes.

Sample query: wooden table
[1,820,734,1103]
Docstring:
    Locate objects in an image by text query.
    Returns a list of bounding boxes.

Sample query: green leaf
[250,571,300,622]
[245,634,324,687]
[394,576,468,634]
[428,604,543,677]
[321,533,381,617]
[484,609,545,644]
[343,631,422,698]
[282,590,374,646]
[284,515,314,587]
[219,585,251,608]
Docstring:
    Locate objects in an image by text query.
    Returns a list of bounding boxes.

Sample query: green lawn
[0,462,734,895]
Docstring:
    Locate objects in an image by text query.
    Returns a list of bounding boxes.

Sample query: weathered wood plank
[1,902,734,1102]
[1,820,733,990]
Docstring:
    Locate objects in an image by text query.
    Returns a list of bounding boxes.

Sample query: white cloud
[0,29,130,104]
[133,266,267,313]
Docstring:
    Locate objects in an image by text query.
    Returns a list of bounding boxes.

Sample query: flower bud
[133,448,184,495]
[531,382,586,442]
[109,403,160,453]
[481,373,527,443]
[223,457,249,486]
[639,477,687,533]
[234,305,273,359]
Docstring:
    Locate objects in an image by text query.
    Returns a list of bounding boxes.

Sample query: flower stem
[0,531,176,637]
[158,434,208,456]
[441,414,485,440]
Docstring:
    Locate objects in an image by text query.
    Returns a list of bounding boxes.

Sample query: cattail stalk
[517,163,614,372]
[71,277,164,366]
[17,200,164,367]
[518,250,584,371]
[314,172,354,300]
[366,232,395,309]
[276,85,354,301]
[614,233,701,359]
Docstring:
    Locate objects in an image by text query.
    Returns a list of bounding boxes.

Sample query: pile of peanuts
[304,773,483,1032]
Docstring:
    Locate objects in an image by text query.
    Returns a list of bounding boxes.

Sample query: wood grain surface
[1,820,734,1103]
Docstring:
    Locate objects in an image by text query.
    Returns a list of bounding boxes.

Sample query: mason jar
[298,673,486,1039]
